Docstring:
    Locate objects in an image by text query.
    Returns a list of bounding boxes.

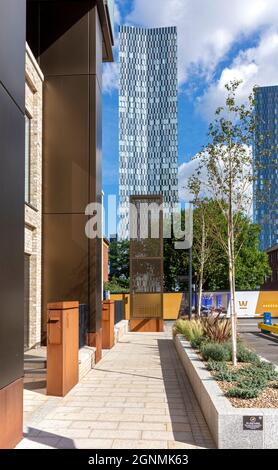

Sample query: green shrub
[175,319,203,343]
[200,342,231,362]
[190,335,206,350]
[236,344,259,363]
[215,370,239,382]
[226,386,261,399]
[239,376,268,390]
[175,319,194,341]
[255,361,278,380]
[237,366,258,379]
[207,360,228,372]
[237,363,278,383]
[191,321,204,340]
[202,314,232,343]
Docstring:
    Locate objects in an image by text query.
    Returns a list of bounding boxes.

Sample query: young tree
[164,234,188,292]
[188,178,218,316]
[234,219,271,290]
[193,80,257,365]
[109,240,130,282]
[190,200,271,292]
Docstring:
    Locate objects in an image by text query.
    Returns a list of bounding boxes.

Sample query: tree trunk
[197,277,203,318]
[197,213,206,318]
[228,214,237,366]
[228,248,237,366]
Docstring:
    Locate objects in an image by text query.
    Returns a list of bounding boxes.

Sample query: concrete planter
[114,320,129,345]
[174,334,278,449]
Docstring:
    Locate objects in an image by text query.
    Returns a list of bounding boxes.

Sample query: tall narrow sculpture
[129,195,164,332]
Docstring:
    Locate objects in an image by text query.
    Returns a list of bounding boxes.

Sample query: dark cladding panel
[0,87,24,389]
[0,0,26,111]
[39,0,91,76]
[43,76,90,214]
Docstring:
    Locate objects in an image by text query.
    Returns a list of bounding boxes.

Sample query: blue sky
[102,0,278,234]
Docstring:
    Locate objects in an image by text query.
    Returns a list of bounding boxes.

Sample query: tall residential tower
[119,26,179,239]
[254,85,278,251]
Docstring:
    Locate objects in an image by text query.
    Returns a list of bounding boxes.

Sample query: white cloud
[179,146,253,216]
[114,1,121,25]
[178,157,202,201]
[126,0,278,86]
[197,29,278,120]
[102,1,121,94]
[103,63,119,94]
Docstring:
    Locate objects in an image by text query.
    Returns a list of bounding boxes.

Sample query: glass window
[25,114,31,203]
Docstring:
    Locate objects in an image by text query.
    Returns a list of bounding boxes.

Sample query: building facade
[119,26,179,239]
[254,85,278,251]
[26,0,114,358]
[0,0,114,448]
[24,45,43,351]
[0,0,26,450]
[262,244,278,290]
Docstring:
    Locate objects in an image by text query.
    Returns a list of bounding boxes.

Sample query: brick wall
[24,44,44,349]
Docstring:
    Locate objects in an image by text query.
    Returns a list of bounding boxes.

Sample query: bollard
[262,311,272,334]
[47,301,79,396]
[102,300,115,349]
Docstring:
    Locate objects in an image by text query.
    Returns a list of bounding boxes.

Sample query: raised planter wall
[174,334,278,449]
[114,320,129,345]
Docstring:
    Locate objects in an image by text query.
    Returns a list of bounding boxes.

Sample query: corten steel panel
[43,76,90,214]
[130,195,164,321]
[0,0,26,112]
[0,378,23,449]
[35,0,104,338]
[47,303,79,397]
[89,237,102,332]
[38,0,92,76]
[42,214,89,340]
[90,6,103,86]
[131,259,163,293]
[131,239,161,259]
[90,75,102,201]
[133,294,163,319]
[0,87,25,389]
[89,76,102,333]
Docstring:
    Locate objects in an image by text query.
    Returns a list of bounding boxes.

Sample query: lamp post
[188,245,192,320]
[187,200,194,320]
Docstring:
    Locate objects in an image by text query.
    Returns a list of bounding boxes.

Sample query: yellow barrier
[258,322,278,335]
[163,293,183,320]
[110,293,182,321]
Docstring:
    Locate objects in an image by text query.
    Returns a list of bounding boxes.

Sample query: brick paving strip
[17,332,215,449]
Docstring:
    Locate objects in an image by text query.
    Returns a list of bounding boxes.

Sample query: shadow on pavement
[157,338,215,448]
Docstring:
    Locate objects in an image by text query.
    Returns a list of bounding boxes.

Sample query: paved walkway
[239,319,278,365]
[17,332,214,449]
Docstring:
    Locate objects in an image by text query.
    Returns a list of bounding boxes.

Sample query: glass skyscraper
[254,85,278,251]
[119,26,179,239]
